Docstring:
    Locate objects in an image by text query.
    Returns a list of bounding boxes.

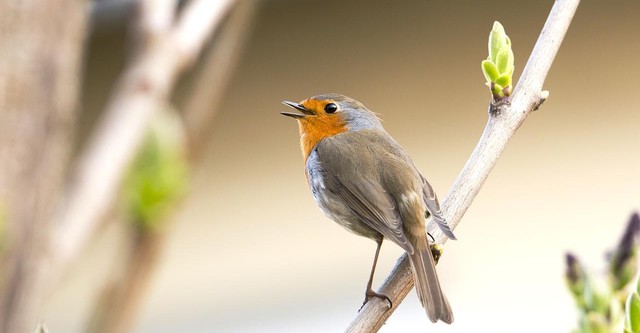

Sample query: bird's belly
[307,167,380,240]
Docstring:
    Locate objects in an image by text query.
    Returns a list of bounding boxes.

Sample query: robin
[281,93,456,323]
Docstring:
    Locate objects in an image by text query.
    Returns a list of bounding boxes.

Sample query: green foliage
[566,213,640,333]
[123,109,189,232]
[583,278,611,314]
[481,21,515,98]
[625,215,640,333]
[626,285,640,333]
[566,253,587,309]
[611,214,640,290]
[582,312,610,333]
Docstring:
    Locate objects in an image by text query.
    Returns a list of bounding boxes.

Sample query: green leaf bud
[482,60,500,82]
[495,73,512,88]
[482,21,515,98]
[489,21,507,63]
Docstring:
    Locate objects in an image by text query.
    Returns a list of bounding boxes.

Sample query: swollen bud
[481,21,515,99]
[610,213,640,290]
[566,252,587,303]
[584,277,611,314]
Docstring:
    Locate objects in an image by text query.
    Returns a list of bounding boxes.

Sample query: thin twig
[346,0,581,331]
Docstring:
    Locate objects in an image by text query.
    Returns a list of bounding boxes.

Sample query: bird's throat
[298,116,348,161]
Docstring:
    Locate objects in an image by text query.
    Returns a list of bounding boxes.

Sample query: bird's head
[281,93,382,160]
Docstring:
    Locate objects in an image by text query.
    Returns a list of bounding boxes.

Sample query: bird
[281,93,456,323]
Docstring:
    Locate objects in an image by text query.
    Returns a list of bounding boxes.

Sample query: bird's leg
[360,238,392,310]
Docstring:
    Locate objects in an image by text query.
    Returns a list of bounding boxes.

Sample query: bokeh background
[46,0,639,332]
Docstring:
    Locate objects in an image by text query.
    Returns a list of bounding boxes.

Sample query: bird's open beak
[281,101,314,119]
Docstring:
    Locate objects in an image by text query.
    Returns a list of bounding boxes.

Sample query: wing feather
[316,134,414,253]
[420,174,456,240]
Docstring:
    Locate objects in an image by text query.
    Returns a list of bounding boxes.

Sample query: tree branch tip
[533,90,550,111]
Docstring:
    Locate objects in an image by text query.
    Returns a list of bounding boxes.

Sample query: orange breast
[298,114,348,161]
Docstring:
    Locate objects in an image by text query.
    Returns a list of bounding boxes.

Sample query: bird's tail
[409,237,453,324]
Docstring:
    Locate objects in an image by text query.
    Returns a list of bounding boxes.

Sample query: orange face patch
[296,99,348,161]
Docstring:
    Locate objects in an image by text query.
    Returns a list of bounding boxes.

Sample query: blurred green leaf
[610,213,640,290]
[584,278,611,313]
[626,292,640,333]
[569,213,640,333]
[566,253,587,308]
[581,312,609,333]
[611,292,625,326]
[123,108,189,231]
[618,260,638,291]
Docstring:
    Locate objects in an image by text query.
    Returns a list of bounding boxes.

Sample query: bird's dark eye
[324,103,338,113]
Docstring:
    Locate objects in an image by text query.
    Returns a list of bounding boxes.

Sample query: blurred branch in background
[565,213,640,332]
[348,0,581,331]
[86,2,258,331]
[0,0,244,331]
[53,0,235,282]
[0,1,87,332]
[87,109,189,333]
[182,0,258,156]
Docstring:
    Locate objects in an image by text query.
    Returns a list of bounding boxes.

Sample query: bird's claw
[360,289,392,311]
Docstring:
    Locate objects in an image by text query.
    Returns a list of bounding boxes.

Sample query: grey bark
[0,1,87,332]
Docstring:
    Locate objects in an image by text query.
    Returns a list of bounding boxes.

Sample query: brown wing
[316,133,414,254]
[420,174,456,240]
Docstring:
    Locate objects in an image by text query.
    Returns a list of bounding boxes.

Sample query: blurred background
[2,0,639,332]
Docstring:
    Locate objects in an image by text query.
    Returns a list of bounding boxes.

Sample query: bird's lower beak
[281,101,314,119]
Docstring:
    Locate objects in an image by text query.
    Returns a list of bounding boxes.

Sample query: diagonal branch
[0,0,236,331]
[346,0,581,331]
[85,2,258,332]
[52,0,235,277]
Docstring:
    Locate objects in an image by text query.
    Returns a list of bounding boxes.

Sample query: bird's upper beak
[281,101,314,119]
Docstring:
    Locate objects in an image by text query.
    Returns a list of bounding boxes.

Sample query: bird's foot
[360,289,392,311]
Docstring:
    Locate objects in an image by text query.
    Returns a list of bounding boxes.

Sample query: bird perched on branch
[281,93,456,323]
